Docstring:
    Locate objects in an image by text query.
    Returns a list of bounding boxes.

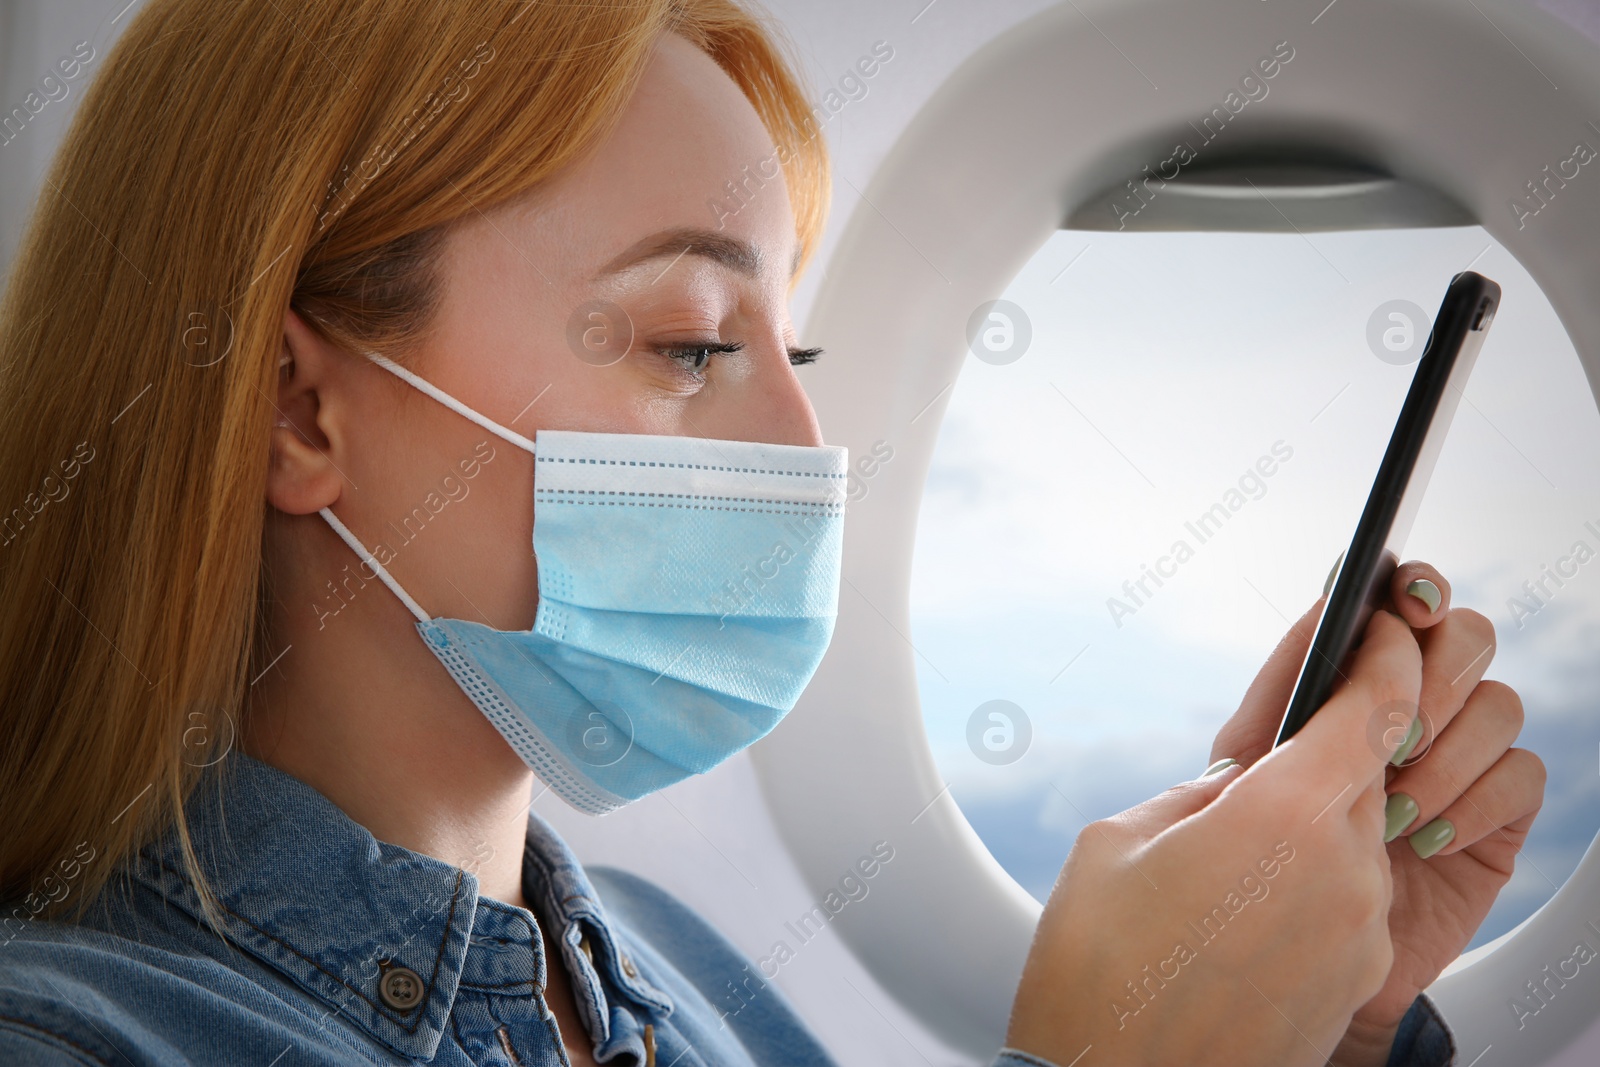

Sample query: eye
[655,339,745,373]
[652,340,824,375]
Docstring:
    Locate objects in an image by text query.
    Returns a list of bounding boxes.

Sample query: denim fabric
[1385,992,1457,1067]
[0,753,837,1065]
[990,990,1458,1067]
[0,751,1458,1066]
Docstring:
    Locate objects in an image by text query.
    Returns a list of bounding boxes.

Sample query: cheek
[360,394,539,629]
[452,445,539,628]
[348,390,449,497]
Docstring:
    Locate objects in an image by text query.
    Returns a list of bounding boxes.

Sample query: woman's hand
[1006,608,1422,1067]
[1207,561,1546,1067]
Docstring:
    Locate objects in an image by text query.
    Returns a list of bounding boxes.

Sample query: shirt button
[379,965,424,1011]
[621,952,638,978]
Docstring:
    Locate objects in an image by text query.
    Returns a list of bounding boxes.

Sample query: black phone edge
[1272,270,1501,748]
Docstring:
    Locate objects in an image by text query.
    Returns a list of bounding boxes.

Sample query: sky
[908,224,1600,953]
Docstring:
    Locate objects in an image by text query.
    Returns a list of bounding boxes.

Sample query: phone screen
[1273,270,1501,747]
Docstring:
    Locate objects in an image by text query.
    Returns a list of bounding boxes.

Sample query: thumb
[1103,759,1245,842]
[1211,594,1326,769]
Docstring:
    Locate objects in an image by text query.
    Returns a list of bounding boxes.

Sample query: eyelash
[654,340,825,373]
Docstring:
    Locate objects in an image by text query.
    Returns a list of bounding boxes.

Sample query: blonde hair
[0,0,829,930]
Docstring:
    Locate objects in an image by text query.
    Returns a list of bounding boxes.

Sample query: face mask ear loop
[363,351,538,456]
[317,506,432,624]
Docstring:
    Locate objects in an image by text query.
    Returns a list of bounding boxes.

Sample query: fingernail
[1406,578,1441,614]
[1383,793,1419,843]
[1201,757,1238,778]
[1390,716,1424,766]
[1409,817,1455,859]
[1323,551,1346,598]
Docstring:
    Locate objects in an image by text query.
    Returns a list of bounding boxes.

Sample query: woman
[0,1,1544,1064]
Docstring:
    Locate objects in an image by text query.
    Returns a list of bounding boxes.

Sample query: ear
[266,309,348,515]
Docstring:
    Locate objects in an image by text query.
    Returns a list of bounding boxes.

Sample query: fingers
[1350,769,1391,849]
[1458,800,1542,878]
[1392,607,1498,767]
[1206,559,1450,776]
[1389,560,1452,629]
[1393,746,1545,864]
[1276,609,1422,806]
[1209,596,1326,769]
[1384,679,1528,846]
[1101,761,1246,848]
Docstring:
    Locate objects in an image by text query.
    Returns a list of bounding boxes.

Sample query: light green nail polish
[1201,757,1238,778]
[1323,551,1346,598]
[1409,817,1455,859]
[1406,578,1442,614]
[1390,716,1424,766]
[1384,793,1419,843]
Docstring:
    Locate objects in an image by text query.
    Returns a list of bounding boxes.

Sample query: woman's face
[275,31,823,635]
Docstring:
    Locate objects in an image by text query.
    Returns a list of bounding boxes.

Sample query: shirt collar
[522,797,675,1031]
[124,752,669,1062]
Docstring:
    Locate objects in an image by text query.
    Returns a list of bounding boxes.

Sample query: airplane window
[908,224,1600,953]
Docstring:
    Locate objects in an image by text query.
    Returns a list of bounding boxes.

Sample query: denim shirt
[0,753,1454,1066]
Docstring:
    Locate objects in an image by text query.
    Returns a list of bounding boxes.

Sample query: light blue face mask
[319,353,848,815]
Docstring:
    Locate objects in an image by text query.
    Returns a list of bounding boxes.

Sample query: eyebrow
[592,226,802,283]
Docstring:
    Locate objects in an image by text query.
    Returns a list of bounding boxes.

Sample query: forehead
[508,32,798,287]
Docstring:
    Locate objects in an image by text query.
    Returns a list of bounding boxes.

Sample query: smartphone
[1272,270,1501,747]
